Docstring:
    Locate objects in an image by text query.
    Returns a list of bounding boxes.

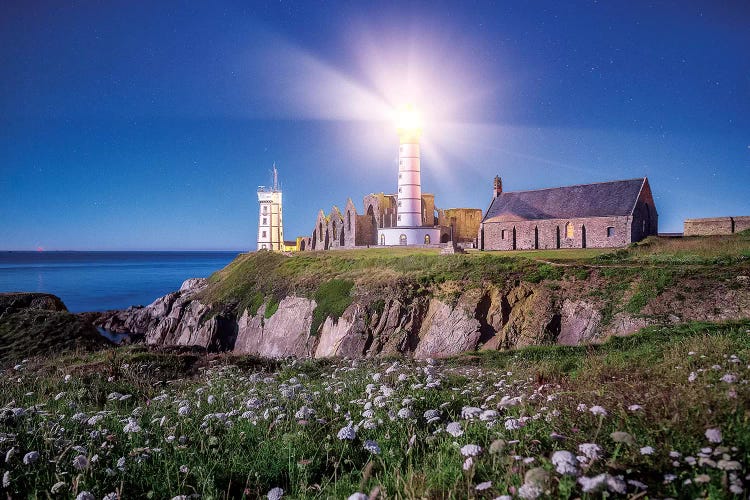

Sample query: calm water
[0,251,240,312]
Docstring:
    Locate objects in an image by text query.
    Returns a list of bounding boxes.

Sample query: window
[398,173,402,180]
[566,222,574,239]
[399,234,407,245]
[262,206,267,214]
[501,229,506,240]
[398,187,402,193]
[347,212,351,231]
[397,215,401,222]
[380,234,385,245]
[262,217,267,225]
[262,231,267,237]
[399,160,403,166]
[424,234,431,244]
[607,227,615,237]
[398,200,402,207]
[261,244,267,249]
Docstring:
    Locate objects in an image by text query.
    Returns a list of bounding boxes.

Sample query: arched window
[319,222,323,240]
[347,211,351,231]
[556,226,561,249]
[399,234,407,245]
[300,240,306,251]
[424,234,431,244]
[332,220,337,239]
[380,234,385,245]
[565,222,574,239]
[534,226,539,250]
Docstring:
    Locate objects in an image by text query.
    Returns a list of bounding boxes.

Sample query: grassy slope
[199,232,750,326]
[1,320,748,497]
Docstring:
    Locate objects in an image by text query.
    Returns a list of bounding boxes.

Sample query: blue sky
[1,0,748,250]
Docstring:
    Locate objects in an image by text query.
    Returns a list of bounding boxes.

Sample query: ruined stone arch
[319,222,323,240]
[565,222,574,239]
[347,211,351,231]
[340,225,345,246]
[332,219,337,240]
[324,229,330,250]
[311,229,317,250]
[300,239,306,251]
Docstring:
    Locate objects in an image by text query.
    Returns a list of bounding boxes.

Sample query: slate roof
[483,178,647,223]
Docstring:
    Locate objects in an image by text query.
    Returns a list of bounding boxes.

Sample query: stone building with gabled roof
[480,176,657,250]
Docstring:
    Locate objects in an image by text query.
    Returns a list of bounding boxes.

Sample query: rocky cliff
[93,269,750,359]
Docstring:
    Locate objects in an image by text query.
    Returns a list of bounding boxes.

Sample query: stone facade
[300,192,479,250]
[438,208,483,244]
[481,177,657,251]
[684,216,750,236]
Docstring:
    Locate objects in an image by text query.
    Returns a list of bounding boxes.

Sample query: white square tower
[257,165,284,251]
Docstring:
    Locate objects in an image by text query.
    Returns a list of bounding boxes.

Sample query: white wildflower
[445,422,463,437]
[123,418,141,434]
[23,451,39,465]
[551,450,577,475]
[2,471,9,488]
[347,494,368,500]
[267,487,284,500]
[337,425,356,441]
[423,409,441,423]
[460,444,482,457]
[475,481,492,491]
[640,446,654,455]
[72,454,89,470]
[363,440,380,454]
[51,481,66,493]
[462,457,474,470]
[578,443,601,461]
[517,483,543,499]
[578,473,608,493]
[75,492,94,500]
[397,407,413,419]
[589,405,607,416]
[705,427,722,443]
[627,404,643,411]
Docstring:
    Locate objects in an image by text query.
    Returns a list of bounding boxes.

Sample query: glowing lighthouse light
[377,104,441,246]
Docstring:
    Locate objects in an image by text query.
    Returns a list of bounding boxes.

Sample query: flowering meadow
[0,320,748,499]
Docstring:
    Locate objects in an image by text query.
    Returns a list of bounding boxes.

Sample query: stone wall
[438,208,482,243]
[482,216,632,250]
[684,216,750,236]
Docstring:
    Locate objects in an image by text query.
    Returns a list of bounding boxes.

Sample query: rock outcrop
[0,292,112,366]
[91,272,750,359]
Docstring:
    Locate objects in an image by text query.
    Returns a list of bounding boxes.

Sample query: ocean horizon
[0,250,242,313]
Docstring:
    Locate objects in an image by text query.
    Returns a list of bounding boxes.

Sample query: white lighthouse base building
[377,226,441,246]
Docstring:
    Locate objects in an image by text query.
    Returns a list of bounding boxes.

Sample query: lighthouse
[396,106,422,227]
[257,165,284,251]
[377,105,441,246]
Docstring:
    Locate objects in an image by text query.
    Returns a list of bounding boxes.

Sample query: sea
[0,251,241,313]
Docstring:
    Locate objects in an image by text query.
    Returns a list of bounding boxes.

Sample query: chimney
[493,175,503,198]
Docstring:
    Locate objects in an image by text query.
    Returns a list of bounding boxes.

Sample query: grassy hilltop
[200,231,750,331]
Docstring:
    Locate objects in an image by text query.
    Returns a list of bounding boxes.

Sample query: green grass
[1,320,748,498]
[310,279,354,335]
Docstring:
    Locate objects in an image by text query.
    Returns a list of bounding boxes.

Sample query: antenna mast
[272,163,279,191]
